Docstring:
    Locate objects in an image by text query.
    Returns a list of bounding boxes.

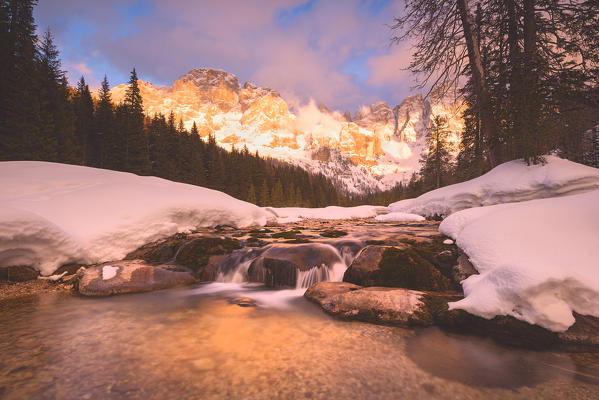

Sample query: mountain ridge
[110,68,464,194]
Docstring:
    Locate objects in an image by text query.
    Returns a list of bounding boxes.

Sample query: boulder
[304,282,458,326]
[248,243,344,288]
[343,245,453,291]
[125,233,189,264]
[0,265,39,282]
[78,260,195,296]
[452,254,478,284]
[174,237,241,280]
[304,281,361,306]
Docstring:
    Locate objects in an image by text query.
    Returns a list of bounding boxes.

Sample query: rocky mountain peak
[174,68,240,94]
[353,101,393,126]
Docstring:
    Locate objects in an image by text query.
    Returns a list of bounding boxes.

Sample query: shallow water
[1,285,599,399]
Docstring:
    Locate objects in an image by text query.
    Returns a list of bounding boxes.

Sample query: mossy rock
[320,230,348,238]
[249,228,273,234]
[271,230,301,239]
[125,233,190,264]
[175,237,241,275]
[0,265,39,282]
[399,237,460,284]
[344,246,453,291]
[284,238,312,244]
[365,240,386,246]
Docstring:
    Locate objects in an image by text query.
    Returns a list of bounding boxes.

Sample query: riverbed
[1,284,598,400]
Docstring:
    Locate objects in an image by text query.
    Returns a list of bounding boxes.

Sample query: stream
[1,220,599,399]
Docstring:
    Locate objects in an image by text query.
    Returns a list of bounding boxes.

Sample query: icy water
[1,284,599,400]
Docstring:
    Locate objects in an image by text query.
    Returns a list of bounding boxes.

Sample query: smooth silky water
[1,284,599,400]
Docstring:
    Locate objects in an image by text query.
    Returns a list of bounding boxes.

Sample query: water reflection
[1,287,598,400]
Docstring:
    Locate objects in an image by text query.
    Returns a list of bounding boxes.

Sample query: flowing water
[1,286,599,400]
[2,220,599,399]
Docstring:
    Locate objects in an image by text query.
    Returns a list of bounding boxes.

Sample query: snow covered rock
[78,260,195,296]
[375,212,425,222]
[440,189,599,332]
[389,156,599,217]
[0,161,271,276]
[268,205,386,223]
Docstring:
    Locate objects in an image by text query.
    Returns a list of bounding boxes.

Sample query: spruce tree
[121,68,150,174]
[246,183,257,204]
[0,0,42,160]
[259,179,270,206]
[37,28,78,163]
[271,179,284,207]
[73,76,95,165]
[95,76,114,168]
[420,115,452,189]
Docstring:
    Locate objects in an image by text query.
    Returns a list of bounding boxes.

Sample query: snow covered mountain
[111,68,464,194]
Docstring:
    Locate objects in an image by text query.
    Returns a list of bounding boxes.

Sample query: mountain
[110,68,463,194]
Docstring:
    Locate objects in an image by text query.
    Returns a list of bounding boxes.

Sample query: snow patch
[102,265,119,280]
[0,161,272,275]
[375,212,425,222]
[440,190,599,332]
[270,205,386,222]
[389,156,599,217]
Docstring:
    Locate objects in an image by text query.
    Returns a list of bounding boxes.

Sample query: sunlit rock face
[110,68,463,194]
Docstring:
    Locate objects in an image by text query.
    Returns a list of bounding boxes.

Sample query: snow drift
[389,156,599,217]
[0,161,271,275]
[267,205,386,223]
[374,212,425,222]
[440,190,599,332]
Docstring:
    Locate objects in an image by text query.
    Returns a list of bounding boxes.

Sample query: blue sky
[34,0,414,112]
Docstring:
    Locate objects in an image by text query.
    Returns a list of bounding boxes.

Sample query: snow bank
[440,190,599,332]
[375,212,425,222]
[0,161,271,275]
[389,156,599,217]
[267,205,386,223]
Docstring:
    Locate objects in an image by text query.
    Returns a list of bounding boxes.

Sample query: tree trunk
[456,0,499,167]
[522,0,538,163]
[505,0,522,160]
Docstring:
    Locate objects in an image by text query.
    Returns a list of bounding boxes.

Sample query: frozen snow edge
[0,161,272,275]
[389,156,599,217]
[440,190,599,332]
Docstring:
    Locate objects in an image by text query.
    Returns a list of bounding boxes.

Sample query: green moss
[249,228,273,234]
[320,230,348,238]
[365,240,386,246]
[271,230,301,239]
[175,237,241,273]
[284,238,311,244]
[377,247,452,291]
[399,237,459,283]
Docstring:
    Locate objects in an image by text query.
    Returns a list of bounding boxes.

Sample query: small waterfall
[216,259,254,283]
[210,242,357,290]
[296,265,330,288]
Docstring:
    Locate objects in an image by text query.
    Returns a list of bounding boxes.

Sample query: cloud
[34,0,415,111]
[70,61,92,76]
[367,45,411,86]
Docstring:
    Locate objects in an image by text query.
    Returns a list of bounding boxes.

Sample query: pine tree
[121,68,150,174]
[0,0,42,160]
[37,28,78,163]
[73,76,95,165]
[259,179,270,206]
[420,115,452,189]
[95,76,114,168]
[271,179,284,207]
[246,183,257,204]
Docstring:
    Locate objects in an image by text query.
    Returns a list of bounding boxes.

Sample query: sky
[34,0,416,112]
